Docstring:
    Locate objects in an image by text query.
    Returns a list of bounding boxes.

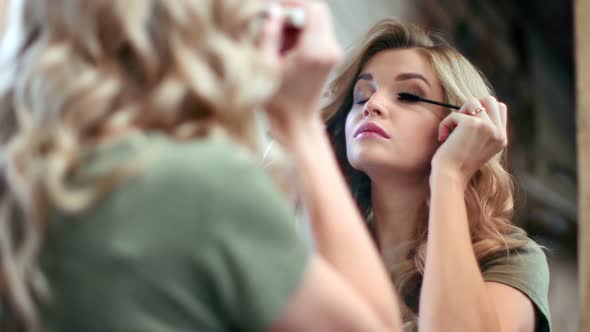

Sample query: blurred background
[0,0,579,331]
[326,0,577,330]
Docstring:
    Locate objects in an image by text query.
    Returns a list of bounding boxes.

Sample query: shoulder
[482,236,552,331]
[482,236,549,281]
[117,133,284,214]
[44,134,308,330]
[142,134,269,194]
[55,132,296,253]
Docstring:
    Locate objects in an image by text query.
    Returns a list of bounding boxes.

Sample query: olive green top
[481,238,551,331]
[41,133,309,331]
[397,237,551,332]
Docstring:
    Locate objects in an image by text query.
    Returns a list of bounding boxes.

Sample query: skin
[346,49,445,253]
[345,48,536,332]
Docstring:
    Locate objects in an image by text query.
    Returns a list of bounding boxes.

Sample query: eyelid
[353,89,373,105]
[354,94,370,105]
[397,88,424,97]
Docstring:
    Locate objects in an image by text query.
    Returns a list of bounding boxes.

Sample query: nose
[362,95,385,118]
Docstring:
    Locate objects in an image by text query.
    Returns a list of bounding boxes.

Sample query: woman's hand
[431,96,508,188]
[258,1,342,145]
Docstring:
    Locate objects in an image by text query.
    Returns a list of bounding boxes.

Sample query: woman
[323,19,551,331]
[0,1,403,331]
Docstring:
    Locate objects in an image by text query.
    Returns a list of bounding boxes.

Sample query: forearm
[419,170,501,331]
[284,118,402,330]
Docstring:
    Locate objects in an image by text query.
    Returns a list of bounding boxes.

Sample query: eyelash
[353,89,425,106]
[398,89,424,99]
[355,98,369,105]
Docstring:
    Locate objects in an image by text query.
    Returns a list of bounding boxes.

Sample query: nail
[284,8,306,28]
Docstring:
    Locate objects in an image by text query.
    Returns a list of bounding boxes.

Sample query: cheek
[344,111,357,147]
[401,116,440,155]
[344,111,364,167]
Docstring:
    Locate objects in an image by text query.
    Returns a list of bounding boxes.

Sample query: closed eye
[355,98,369,105]
[397,89,425,104]
[398,89,423,98]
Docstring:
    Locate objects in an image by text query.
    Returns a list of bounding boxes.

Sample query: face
[345,49,446,177]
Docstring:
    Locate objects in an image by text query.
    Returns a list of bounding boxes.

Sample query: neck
[369,170,430,264]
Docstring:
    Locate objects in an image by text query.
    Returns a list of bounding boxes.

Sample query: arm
[420,169,501,331]
[487,282,536,332]
[418,97,535,332]
[261,2,402,329]
[270,255,400,332]
[420,172,535,332]
[284,119,403,330]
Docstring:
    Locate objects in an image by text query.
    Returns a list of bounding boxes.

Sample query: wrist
[278,115,327,150]
[430,164,469,191]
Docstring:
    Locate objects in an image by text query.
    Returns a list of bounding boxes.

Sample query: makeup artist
[323,19,551,332]
[0,1,403,331]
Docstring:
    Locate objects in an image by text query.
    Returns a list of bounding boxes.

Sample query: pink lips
[354,121,390,139]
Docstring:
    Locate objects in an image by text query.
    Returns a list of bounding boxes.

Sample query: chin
[348,155,395,173]
[349,154,432,176]
[347,145,433,174]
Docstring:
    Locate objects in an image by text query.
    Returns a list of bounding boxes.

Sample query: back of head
[1,0,277,144]
[0,0,275,330]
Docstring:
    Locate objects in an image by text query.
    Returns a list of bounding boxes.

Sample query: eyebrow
[395,73,431,87]
[355,72,431,88]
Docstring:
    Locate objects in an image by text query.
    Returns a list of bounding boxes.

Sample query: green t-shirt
[482,238,552,332]
[41,133,309,331]
[399,237,551,332]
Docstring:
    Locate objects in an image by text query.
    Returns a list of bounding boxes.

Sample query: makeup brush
[398,92,461,110]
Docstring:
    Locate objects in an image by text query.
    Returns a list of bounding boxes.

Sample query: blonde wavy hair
[322,19,528,321]
[0,0,278,330]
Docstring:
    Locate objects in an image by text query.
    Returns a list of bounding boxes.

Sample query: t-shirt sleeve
[481,239,551,332]
[43,139,310,332]
[180,144,311,331]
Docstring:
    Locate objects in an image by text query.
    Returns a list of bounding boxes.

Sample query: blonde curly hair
[322,19,528,322]
[0,0,277,330]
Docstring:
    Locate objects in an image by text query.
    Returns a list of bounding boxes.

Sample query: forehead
[360,48,437,83]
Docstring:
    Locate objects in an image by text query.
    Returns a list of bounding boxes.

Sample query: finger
[479,96,502,131]
[275,1,307,28]
[498,102,508,145]
[498,102,508,131]
[438,112,470,142]
[257,3,285,58]
[460,97,493,126]
[288,2,336,53]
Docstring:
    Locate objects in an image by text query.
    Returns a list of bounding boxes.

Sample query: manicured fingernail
[284,8,306,28]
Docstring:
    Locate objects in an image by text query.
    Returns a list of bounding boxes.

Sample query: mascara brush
[398,92,461,110]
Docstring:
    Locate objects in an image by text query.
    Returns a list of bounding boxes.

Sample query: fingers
[281,1,341,62]
[257,3,286,60]
[479,96,503,131]
[462,96,506,130]
[498,102,508,131]
[459,97,492,124]
[438,112,470,142]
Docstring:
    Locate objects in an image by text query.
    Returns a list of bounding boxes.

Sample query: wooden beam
[577,0,590,330]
